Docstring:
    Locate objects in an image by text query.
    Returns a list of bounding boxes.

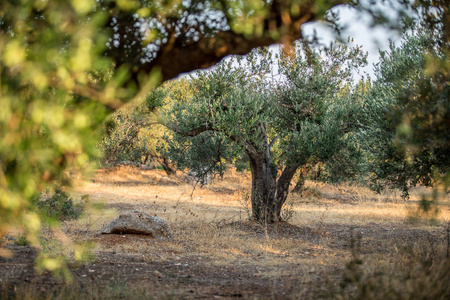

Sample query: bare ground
[1,166,449,299]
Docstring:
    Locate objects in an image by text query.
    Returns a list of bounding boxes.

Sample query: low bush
[35,186,85,221]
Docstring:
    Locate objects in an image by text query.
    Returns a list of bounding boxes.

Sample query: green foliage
[35,186,85,222]
[235,156,250,172]
[165,132,230,180]
[99,82,180,173]
[275,42,368,166]
[319,144,368,184]
[0,0,116,251]
[100,108,155,165]
[364,26,449,198]
[312,79,372,184]
[14,234,30,247]
[166,43,368,171]
[162,56,262,179]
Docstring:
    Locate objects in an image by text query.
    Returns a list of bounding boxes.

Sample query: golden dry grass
[2,166,450,299]
[78,167,449,269]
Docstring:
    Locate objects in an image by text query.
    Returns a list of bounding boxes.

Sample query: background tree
[164,43,367,223]
[99,82,177,175]
[364,26,449,198]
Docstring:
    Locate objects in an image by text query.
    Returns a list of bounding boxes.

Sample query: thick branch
[166,123,214,137]
[49,77,126,110]
[229,134,259,157]
[127,1,348,82]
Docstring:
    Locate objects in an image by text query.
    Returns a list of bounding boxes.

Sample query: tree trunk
[273,163,301,219]
[157,156,177,176]
[247,150,277,223]
[247,149,301,223]
[292,163,314,195]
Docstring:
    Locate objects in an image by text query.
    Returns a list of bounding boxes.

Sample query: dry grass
[2,166,450,299]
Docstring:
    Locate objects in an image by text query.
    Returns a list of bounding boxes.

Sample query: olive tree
[99,83,179,175]
[164,43,367,223]
[364,25,449,198]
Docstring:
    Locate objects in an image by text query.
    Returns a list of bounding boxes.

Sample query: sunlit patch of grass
[5,167,450,299]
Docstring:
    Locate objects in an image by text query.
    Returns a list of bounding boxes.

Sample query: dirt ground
[1,166,449,299]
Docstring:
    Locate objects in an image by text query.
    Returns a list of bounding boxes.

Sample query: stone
[185,170,211,185]
[140,163,156,170]
[99,210,172,238]
[153,270,163,278]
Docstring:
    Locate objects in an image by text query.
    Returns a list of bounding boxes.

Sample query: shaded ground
[1,167,449,299]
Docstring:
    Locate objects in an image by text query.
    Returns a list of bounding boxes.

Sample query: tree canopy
[364,25,449,198]
[163,43,367,222]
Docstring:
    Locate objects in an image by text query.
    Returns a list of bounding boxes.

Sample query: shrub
[35,186,85,221]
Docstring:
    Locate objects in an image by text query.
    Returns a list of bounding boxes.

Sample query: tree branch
[165,123,215,137]
[229,134,259,157]
[269,135,280,150]
[50,78,125,110]
[161,117,261,156]
[123,1,348,83]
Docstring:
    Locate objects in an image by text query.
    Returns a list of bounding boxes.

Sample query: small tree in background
[164,44,368,223]
[100,108,156,165]
[99,83,178,175]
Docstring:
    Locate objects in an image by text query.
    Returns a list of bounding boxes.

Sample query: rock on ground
[99,210,171,238]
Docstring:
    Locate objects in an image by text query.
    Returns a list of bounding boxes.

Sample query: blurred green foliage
[0,0,157,270]
[1,0,108,252]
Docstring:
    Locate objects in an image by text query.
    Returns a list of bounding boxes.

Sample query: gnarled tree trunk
[273,164,301,219]
[247,148,301,223]
[247,150,277,223]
